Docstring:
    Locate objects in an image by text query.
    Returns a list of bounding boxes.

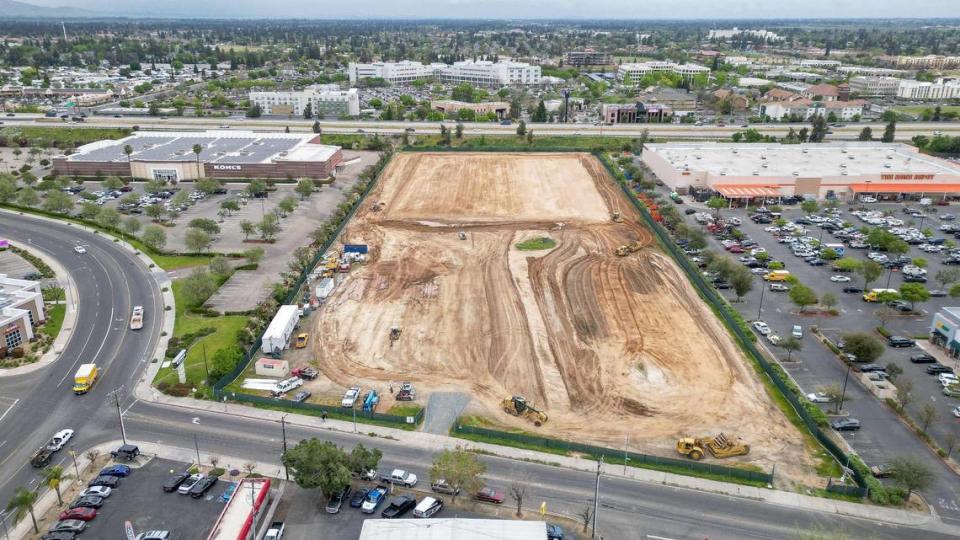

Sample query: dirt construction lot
[312,152,812,480]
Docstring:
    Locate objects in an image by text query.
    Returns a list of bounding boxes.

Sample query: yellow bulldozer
[502,395,548,427]
[614,240,644,257]
[676,433,750,460]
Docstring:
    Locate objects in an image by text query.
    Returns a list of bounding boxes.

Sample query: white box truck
[261,305,300,356]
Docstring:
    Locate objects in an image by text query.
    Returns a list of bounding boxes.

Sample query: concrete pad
[205,269,272,313]
[0,249,37,278]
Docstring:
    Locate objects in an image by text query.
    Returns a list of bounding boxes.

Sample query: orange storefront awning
[713,184,781,198]
[850,183,960,194]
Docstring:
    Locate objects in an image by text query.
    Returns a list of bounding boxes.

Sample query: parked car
[927,364,955,375]
[79,486,111,499]
[910,353,937,364]
[546,523,565,540]
[807,392,831,403]
[769,283,790,292]
[870,463,893,478]
[178,474,203,495]
[59,507,96,522]
[829,275,852,283]
[291,391,311,403]
[381,495,417,518]
[887,336,916,348]
[325,485,352,514]
[88,476,120,488]
[752,321,771,335]
[842,286,864,294]
[350,487,370,508]
[69,496,104,509]
[135,531,171,540]
[857,364,888,374]
[361,485,389,514]
[162,472,191,492]
[99,464,131,477]
[430,479,461,495]
[46,429,75,452]
[791,325,803,339]
[50,520,87,534]
[111,444,140,461]
[413,496,444,518]
[189,476,219,498]
[474,487,506,504]
[831,418,862,431]
[342,387,361,408]
[40,532,76,540]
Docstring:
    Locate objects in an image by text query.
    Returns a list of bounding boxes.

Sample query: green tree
[800,200,819,214]
[887,455,934,501]
[79,200,100,220]
[208,255,231,276]
[141,224,167,251]
[303,101,313,119]
[730,267,754,302]
[312,120,321,134]
[42,190,74,213]
[455,122,464,139]
[102,176,125,190]
[347,444,383,478]
[706,196,726,217]
[833,257,862,273]
[295,179,314,200]
[858,127,873,141]
[0,175,18,203]
[123,216,142,235]
[789,284,818,313]
[96,207,121,229]
[899,283,930,309]
[181,267,216,307]
[840,332,884,363]
[208,345,242,382]
[188,218,221,235]
[196,177,222,194]
[281,439,352,498]
[881,120,896,143]
[531,100,548,122]
[516,119,527,136]
[257,214,280,240]
[145,204,164,221]
[430,446,486,503]
[6,486,39,533]
[243,247,265,264]
[780,336,803,361]
[858,260,884,290]
[220,199,241,216]
[246,104,262,118]
[277,196,297,217]
[240,220,256,240]
[935,268,960,289]
[821,292,838,313]
[42,465,72,506]
[246,179,268,196]
[17,187,39,207]
[184,228,212,253]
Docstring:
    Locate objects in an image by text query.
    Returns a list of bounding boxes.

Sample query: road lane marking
[647,535,679,540]
[0,398,20,424]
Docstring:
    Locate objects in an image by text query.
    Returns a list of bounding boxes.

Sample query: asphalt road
[0,213,164,520]
[670,197,960,526]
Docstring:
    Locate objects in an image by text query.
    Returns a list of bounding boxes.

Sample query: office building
[565,50,612,67]
[617,61,709,81]
[0,273,46,351]
[849,76,901,97]
[347,60,541,87]
[249,85,360,117]
[897,78,960,100]
[760,99,864,121]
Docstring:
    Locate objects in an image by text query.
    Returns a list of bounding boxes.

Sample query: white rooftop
[645,143,960,179]
[358,519,547,540]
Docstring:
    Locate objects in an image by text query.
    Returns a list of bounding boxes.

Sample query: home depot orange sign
[880,174,935,181]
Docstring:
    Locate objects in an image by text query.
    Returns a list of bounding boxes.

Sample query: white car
[767,334,782,345]
[792,325,803,339]
[770,283,790,292]
[939,374,959,387]
[830,275,852,283]
[178,474,203,495]
[807,392,831,403]
[46,429,74,452]
[73,246,86,254]
[341,386,361,408]
[953,406,960,419]
[80,486,112,498]
[752,321,771,336]
[861,196,878,203]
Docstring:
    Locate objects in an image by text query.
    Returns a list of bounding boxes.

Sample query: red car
[727,245,745,253]
[59,507,96,521]
[474,487,505,504]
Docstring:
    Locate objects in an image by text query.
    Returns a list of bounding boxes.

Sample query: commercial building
[54,131,343,182]
[601,102,673,124]
[930,307,960,359]
[849,76,901,97]
[565,50,612,66]
[249,85,360,117]
[897,78,960,101]
[800,83,841,101]
[708,28,782,42]
[358,519,548,540]
[894,55,960,70]
[838,66,907,77]
[348,60,541,87]
[642,142,960,201]
[206,478,271,540]
[760,99,864,121]
[617,61,710,81]
[431,100,509,119]
[0,273,45,352]
[797,59,842,70]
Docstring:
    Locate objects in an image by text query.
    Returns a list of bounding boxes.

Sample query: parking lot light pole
[280,415,289,481]
[839,363,852,413]
[756,279,766,321]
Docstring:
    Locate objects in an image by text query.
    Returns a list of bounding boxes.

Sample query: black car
[162,472,191,493]
[927,364,955,375]
[684,208,697,215]
[189,476,218,498]
[381,495,417,518]
[808,259,825,266]
[69,496,104,509]
[713,281,730,289]
[857,364,887,373]
[349,487,370,508]
[841,286,864,294]
[887,301,913,312]
[831,418,861,431]
[910,353,937,364]
[325,485,352,514]
[41,532,76,540]
[111,444,140,461]
[887,336,916,348]
[88,475,120,488]
[945,257,960,265]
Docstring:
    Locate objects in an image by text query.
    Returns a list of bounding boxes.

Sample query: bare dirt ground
[311,152,814,482]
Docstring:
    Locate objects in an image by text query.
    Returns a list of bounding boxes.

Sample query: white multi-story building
[250,85,360,117]
[894,55,960,70]
[617,61,710,81]
[897,78,960,100]
[0,273,45,351]
[708,28,782,41]
[724,56,753,67]
[760,99,865,121]
[797,59,842,70]
[838,66,907,77]
[849,76,901,97]
[347,60,540,87]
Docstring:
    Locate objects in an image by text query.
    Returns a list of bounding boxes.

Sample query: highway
[3,114,959,141]
[0,213,164,515]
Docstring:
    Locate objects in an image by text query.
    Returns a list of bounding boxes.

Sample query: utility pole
[194,433,201,467]
[756,280,766,321]
[280,415,290,481]
[109,387,127,445]
[592,456,602,538]
[202,343,210,383]
[622,435,629,474]
[838,363,851,413]
[0,509,11,540]
[68,446,80,479]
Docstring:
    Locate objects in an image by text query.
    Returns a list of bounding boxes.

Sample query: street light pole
[280,415,290,481]
[757,279,766,321]
[109,387,127,445]
[194,433,201,467]
[68,446,80,479]
[838,363,852,413]
[592,456,602,538]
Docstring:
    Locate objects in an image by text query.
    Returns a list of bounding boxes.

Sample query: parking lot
[664,189,960,512]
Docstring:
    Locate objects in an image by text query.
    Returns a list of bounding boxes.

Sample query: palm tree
[42,465,72,506]
[6,486,39,533]
[192,144,203,179]
[123,144,134,178]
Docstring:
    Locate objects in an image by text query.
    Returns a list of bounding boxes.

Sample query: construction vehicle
[611,211,622,223]
[390,326,402,342]
[129,306,144,330]
[614,240,644,257]
[396,382,416,401]
[501,395,548,427]
[676,433,750,460]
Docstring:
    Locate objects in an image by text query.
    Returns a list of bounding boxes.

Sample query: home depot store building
[642,142,960,201]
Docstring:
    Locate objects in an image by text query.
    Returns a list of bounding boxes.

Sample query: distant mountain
[0,0,100,18]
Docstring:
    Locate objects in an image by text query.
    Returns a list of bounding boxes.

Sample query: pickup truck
[380,469,418,488]
[291,366,318,380]
[361,485,388,514]
[264,521,285,540]
[31,447,53,468]
[129,306,144,330]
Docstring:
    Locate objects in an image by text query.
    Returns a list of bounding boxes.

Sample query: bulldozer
[389,326,402,344]
[676,433,750,460]
[614,240,644,257]
[501,395,548,427]
[611,211,623,223]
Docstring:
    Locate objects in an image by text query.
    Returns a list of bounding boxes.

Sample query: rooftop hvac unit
[720,170,727,176]
[695,155,702,159]
[761,155,767,160]
[802,149,809,154]
[792,171,800,176]
[841,170,848,176]
[762,163,769,168]
[884,163,892,168]
[886,155,893,159]
[279,151,288,156]
[841,149,848,154]
[840,163,846,168]
[752,171,760,176]
[848,155,855,160]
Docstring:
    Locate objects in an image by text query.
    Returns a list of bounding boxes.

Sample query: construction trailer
[315,277,335,300]
[261,305,300,356]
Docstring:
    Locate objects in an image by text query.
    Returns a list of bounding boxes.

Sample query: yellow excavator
[676,433,750,460]
[614,240,644,257]
[502,395,548,427]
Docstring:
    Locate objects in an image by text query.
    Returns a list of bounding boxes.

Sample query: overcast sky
[31,0,960,19]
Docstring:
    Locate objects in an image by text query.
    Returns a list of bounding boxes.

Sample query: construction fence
[227,391,425,427]
[593,152,870,498]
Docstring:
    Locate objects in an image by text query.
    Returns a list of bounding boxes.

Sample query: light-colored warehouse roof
[358,519,547,540]
[645,142,960,179]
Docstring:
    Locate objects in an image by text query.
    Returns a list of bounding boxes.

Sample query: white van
[413,496,443,518]
[272,377,304,397]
